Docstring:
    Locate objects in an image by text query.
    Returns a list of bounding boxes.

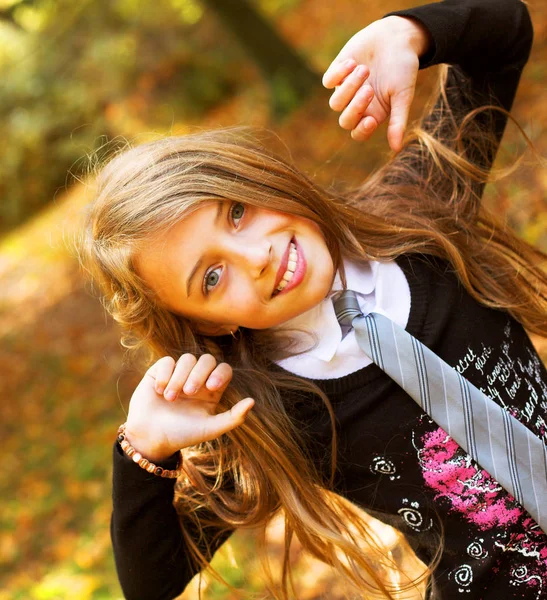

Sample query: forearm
[111,443,190,600]
[111,441,235,600]
[386,0,533,114]
[384,0,533,194]
[389,0,533,73]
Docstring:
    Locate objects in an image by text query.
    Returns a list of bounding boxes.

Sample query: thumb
[207,398,255,439]
[231,397,255,420]
[387,87,414,153]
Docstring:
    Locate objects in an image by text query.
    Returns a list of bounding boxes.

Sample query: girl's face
[135,201,335,335]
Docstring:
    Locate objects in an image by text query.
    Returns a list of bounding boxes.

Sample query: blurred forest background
[0,0,545,598]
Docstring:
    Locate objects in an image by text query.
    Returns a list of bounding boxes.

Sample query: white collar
[271,259,379,362]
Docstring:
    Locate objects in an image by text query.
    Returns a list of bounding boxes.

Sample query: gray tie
[333,289,547,533]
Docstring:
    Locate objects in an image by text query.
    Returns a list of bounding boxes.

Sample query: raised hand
[124,354,255,462]
[322,16,432,151]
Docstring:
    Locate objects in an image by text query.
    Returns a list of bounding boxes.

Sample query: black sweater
[111,1,546,598]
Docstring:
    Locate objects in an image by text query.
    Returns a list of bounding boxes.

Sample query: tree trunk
[200,0,319,119]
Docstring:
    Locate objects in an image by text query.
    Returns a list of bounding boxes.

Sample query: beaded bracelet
[117,423,182,479]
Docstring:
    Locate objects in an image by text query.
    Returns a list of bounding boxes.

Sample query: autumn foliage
[0,0,545,598]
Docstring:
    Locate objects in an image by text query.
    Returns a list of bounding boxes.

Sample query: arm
[111,354,253,600]
[386,0,534,192]
[388,0,533,109]
[111,445,234,600]
[323,0,533,178]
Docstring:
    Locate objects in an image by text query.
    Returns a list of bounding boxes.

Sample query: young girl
[80,0,547,598]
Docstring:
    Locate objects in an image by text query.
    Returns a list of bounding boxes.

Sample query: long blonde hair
[78,65,547,599]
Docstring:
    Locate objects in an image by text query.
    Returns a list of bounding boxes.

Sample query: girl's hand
[124,354,254,462]
[322,16,432,152]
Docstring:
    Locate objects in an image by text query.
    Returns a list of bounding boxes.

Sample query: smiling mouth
[272,240,298,297]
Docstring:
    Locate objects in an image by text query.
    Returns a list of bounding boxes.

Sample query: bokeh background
[0,0,545,598]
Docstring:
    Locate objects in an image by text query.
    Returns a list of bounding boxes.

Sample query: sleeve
[111,442,234,600]
[383,0,534,197]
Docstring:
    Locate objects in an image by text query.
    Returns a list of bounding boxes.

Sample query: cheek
[256,208,297,232]
[223,283,264,313]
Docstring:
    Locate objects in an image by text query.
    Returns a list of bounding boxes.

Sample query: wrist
[124,423,175,463]
[117,423,182,478]
[385,15,432,59]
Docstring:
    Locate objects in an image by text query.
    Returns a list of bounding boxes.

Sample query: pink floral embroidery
[417,427,523,529]
[416,425,547,595]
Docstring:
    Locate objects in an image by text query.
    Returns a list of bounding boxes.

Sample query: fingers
[160,353,233,402]
[149,356,177,396]
[328,64,370,111]
[322,57,357,89]
[351,115,379,142]
[326,63,375,135]
[162,353,198,400]
[205,362,233,393]
[337,82,375,131]
[181,353,218,397]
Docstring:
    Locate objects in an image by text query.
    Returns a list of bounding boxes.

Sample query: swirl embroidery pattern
[398,498,433,532]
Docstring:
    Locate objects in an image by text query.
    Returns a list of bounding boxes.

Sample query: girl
[80,0,547,598]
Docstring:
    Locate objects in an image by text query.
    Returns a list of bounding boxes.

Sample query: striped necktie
[333,289,547,533]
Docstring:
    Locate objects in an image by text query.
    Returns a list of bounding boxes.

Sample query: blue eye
[204,267,222,294]
[230,202,245,226]
[202,203,245,296]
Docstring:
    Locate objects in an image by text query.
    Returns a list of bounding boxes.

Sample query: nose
[229,238,272,278]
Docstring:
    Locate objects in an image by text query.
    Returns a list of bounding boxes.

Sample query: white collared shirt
[272,259,411,379]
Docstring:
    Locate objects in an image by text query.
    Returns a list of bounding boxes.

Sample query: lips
[272,238,293,297]
[271,237,306,298]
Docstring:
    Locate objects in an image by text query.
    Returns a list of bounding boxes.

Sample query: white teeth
[274,242,298,294]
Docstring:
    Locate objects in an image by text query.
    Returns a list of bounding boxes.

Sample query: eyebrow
[186,200,224,298]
